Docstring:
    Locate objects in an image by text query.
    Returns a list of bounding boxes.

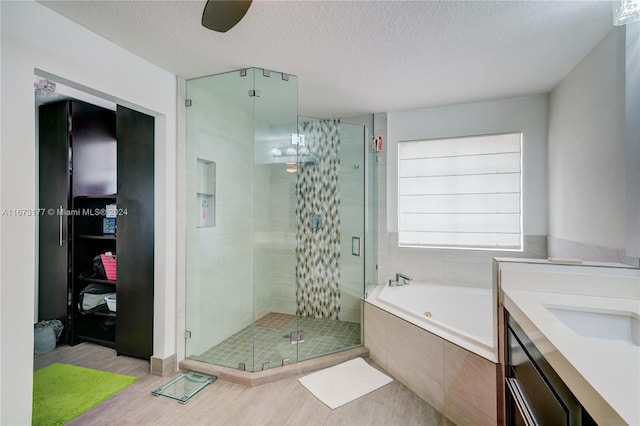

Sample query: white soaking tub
[366,282,496,361]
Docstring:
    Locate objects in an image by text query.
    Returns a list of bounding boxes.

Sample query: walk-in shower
[184,68,376,372]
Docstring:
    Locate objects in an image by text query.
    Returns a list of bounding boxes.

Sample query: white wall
[265,165,297,316]
[548,27,627,261]
[383,95,549,288]
[0,2,3,419]
[625,23,640,260]
[0,2,177,423]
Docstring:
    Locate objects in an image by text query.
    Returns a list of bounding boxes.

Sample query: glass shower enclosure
[185,68,376,372]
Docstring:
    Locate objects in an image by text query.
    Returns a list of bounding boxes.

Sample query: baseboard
[151,353,177,377]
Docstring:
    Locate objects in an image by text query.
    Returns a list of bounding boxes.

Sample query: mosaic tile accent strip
[296,119,341,319]
[189,313,361,372]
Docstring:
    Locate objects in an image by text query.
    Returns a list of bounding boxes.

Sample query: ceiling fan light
[285,162,297,173]
[202,0,253,33]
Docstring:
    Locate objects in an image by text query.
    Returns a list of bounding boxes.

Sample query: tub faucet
[395,273,412,286]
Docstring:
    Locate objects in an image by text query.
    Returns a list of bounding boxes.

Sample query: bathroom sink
[546,306,640,346]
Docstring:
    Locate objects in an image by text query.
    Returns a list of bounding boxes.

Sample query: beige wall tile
[445,396,497,426]
[365,302,446,412]
[444,341,498,424]
[386,314,444,384]
[364,303,388,369]
[365,301,501,422]
[150,353,177,377]
[385,314,445,411]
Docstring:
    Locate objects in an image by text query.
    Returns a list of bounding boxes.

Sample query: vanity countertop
[497,260,640,426]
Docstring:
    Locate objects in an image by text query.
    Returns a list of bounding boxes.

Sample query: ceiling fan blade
[202,0,253,33]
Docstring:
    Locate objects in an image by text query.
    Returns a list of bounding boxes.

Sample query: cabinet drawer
[505,376,535,426]
[506,315,597,426]
[507,327,567,424]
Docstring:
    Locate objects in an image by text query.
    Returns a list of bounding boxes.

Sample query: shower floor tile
[189,313,361,371]
[254,312,294,328]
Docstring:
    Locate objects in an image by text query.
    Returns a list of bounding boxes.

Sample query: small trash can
[34,320,64,354]
[34,325,56,354]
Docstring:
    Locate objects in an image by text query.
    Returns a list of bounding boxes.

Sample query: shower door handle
[59,205,64,246]
[352,237,360,256]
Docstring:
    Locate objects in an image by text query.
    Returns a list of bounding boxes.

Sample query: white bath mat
[298,357,393,409]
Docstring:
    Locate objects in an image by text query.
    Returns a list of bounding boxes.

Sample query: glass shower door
[252,69,300,370]
[184,70,257,371]
[294,120,368,362]
[184,68,374,372]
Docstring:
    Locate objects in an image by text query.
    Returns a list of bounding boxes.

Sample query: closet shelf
[79,277,116,285]
[78,235,116,240]
[74,195,117,200]
[80,311,116,319]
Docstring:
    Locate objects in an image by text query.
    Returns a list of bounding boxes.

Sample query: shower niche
[184,68,376,373]
[196,158,215,228]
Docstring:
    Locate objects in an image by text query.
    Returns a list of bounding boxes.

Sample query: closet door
[70,101,117,196]
[38,101,71,339]
[115,105,154,359]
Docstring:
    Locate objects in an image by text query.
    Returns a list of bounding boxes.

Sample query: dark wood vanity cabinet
[38,100,154,359]
[504,313,597,426]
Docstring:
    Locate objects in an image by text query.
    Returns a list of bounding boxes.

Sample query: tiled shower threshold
[180,312,365,386]
[189,313,362,369]
[180,346,369,387]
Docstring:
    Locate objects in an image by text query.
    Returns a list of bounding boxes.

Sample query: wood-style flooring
[33,343,454,425]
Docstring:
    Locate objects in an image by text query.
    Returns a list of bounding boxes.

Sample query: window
[398,132,522,250]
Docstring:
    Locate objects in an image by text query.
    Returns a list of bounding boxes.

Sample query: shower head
[300,153,319,166]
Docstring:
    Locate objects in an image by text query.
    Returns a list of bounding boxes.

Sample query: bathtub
[366,282,497,362]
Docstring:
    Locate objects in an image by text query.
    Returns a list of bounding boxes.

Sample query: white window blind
[398,133,522,250]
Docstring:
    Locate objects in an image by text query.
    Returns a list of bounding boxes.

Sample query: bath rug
[32,363,138,426]
[298,357,392,409]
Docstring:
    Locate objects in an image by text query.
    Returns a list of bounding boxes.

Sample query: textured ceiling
[40,0,613,118]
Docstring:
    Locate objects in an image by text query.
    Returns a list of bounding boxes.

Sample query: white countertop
[498,260,640,426]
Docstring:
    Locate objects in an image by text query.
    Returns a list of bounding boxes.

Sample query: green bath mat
[32,363,138,426]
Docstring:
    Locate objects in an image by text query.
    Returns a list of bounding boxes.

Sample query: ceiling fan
[202,0,253,33]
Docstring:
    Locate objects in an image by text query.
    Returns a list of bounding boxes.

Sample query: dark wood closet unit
[72,195,118,347]
[38,99,154,360]
[115,105,155,359]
